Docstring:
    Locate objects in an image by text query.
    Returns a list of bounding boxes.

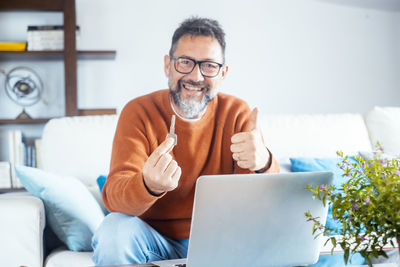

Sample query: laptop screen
[186,171,333,267]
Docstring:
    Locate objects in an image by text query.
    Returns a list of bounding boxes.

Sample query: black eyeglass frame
[172,56,224,78]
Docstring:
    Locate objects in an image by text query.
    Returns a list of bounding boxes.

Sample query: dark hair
[169,17,226,63]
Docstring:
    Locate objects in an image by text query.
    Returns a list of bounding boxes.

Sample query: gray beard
[169,80,215,119]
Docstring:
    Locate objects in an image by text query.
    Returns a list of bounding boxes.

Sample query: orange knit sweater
[103,89,280,239]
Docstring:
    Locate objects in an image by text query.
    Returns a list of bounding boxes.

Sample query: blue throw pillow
[290,157,356,189]
[15,165,105,252]
[290,157,364,266]
[96,175,109,214]
[290,157,358,232]
[96,175,107,193]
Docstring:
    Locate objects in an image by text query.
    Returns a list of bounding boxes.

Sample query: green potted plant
[305,144,400,266]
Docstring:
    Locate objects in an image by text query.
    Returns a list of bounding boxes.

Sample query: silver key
[166,115,177,146]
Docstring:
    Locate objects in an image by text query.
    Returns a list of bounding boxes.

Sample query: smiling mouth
[182,82,205,92]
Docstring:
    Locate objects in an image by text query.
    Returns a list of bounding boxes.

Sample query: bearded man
[92,17,280,266]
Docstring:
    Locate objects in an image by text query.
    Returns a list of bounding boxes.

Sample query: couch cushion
[260,113,372,159]
[15,165,105,252]
[365,106,400,155]
[44,248,93,267]
[40,115,118,188]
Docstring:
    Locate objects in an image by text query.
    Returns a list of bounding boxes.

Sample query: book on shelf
[23,137,41,169]
[27,25,80,51]
[34,138,41,169]
[0,162,12,189]
[0,42,27,51]
[8,130,23,188]
[6,130,41,188]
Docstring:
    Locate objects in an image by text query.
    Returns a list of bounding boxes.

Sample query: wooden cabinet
[0,0,116,124]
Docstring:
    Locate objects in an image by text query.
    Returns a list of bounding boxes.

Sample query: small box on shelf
[27,25,80,51]
[0,41,26,51]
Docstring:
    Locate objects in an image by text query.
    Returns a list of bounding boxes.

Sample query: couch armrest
[0,192,45,267]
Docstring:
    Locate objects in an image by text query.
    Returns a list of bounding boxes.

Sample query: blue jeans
[92,212,189,266]
[93,213,366,266]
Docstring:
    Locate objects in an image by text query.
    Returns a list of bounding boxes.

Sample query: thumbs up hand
[230,108,270,171]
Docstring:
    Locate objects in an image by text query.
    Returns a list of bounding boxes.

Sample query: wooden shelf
[0,109,116,124]
[0,50,116,60]
[0,0,63,11]
[77,50,116,60]
[78,108,117,116]
[0,188,27,194]
[0,118,52,124]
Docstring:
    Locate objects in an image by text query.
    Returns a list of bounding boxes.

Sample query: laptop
[153,171,333,267]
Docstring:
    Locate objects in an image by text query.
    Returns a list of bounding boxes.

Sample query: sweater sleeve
[256,150,281,174]
[102,102,162,216]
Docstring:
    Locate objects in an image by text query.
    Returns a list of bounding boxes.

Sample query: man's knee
[92,213,149,265]
[94,212,147,241]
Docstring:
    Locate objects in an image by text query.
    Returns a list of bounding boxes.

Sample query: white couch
[0,106,399,267]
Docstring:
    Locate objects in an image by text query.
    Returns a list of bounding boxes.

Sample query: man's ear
[220,65,229,80]
[164,55,171,77]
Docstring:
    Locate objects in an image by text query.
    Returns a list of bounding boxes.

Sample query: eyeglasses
[172,57,223,78]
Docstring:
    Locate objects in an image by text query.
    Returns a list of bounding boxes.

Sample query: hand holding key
[142,115,181,195]
[166,115,177,146]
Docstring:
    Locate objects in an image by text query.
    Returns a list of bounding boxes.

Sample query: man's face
[164,35,228,119]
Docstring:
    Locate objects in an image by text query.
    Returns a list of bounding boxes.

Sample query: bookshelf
[0,0,117,189]
[0,0,117,118]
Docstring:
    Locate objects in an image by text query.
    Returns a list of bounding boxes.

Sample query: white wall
[0,0,399,119]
